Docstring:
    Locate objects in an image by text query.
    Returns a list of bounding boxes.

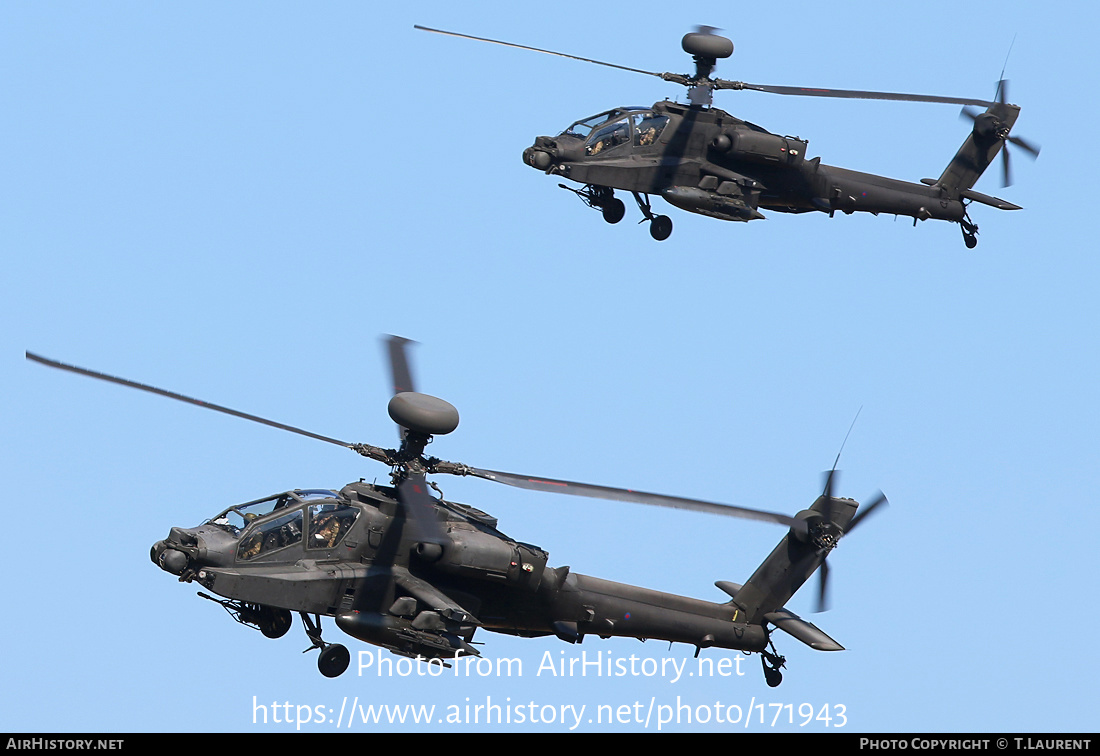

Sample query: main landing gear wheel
[632,191,673,241]
[649,215,673,241]
[300,612,351,678]
[601,198,626,224]
[318,644,351,678]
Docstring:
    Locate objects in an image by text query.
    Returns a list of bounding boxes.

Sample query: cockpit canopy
[560,107,671,157]
[561,107,649,139]
[207,489,339,534]
[204,489,361,562]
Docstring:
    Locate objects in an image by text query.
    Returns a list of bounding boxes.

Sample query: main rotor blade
[397,474,448,545]
[460,465,804,530]
[26,351,355,449]
[384,335,417,395]
[720,80,996,108]
[414,25,666,80]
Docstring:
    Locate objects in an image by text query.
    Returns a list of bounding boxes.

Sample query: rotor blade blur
[384,335,417,395]
[815,559,830,613]
[383,335,417,440]
[723,80,996,108]
[820,469,837,524]
[960,106,982,123]
[397,474,449,545]
[414,25,666,79]
[1009,134,1040,158]
[847,491,888,532]
[26,351,355,449]
[462,466,804,530]
[1002,143,1013,187]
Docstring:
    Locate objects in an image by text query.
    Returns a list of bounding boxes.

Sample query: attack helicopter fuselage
[416,23,1035,246]
[33,343,884,687]
[523,98,1022,244]
[152,479,855,684]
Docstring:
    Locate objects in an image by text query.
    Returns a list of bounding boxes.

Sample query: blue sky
[4,0,1097,733]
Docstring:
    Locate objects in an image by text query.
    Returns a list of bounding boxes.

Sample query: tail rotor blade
[820,469,838,524]
[847,491,888,533]
[815,559,831,613]
[1009,134,1040,158]
[814,488,887,613]
[821,469,837,501]
[959,105,982,123]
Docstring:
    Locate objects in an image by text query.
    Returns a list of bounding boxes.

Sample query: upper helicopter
[27,339,886,686]
[416,25,1038,246]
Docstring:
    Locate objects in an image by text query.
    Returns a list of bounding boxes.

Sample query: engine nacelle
[712,130,807,165]
[428,525,548,590]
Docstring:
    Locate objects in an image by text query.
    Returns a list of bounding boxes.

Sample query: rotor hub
[811,523,841,552]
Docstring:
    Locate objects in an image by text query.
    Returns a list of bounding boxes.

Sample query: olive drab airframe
[27,340,887,686]
[416,25,1039,247]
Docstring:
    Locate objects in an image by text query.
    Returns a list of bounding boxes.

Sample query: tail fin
[935,99,1020,198]
[732,495,857,625]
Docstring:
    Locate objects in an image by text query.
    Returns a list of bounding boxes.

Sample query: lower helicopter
[26,339,886,686]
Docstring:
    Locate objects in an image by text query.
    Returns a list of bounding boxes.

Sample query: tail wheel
[761,648,786,687]
[961,213,979,249]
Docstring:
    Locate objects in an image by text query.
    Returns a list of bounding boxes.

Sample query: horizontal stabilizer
[714,580,743,599]
[959,188,1022,210]
[763,608,844,651]
[920,179,1022,210]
